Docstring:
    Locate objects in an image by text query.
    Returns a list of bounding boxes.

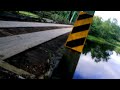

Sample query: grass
[87,35,106,44]
[87,35,120,53]
[17,11,39,18]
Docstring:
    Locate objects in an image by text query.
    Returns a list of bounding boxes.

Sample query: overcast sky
[94,11,120,25]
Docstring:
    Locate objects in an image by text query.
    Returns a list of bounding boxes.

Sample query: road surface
[0,28,72,61]
[0,21,72,28]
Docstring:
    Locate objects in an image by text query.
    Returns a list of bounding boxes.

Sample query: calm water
[73,39,120,79]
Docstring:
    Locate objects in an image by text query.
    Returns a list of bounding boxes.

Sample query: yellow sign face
[65,11,94,53]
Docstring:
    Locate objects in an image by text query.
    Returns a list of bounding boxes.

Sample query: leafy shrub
[51,14,69,24]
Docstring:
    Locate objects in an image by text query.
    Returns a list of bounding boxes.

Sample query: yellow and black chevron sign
[65,11,94,53]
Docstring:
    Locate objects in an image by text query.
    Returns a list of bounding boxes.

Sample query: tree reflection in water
[82,40,115,62]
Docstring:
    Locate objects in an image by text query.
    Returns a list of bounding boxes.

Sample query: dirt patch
[4,33,69,79]
[0,26,70,37]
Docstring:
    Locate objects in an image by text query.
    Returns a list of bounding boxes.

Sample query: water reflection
[73,51,120,79]
[82,39,116,62]
[73,39,120,79]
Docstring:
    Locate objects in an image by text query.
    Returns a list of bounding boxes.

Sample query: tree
[112,18,118,25]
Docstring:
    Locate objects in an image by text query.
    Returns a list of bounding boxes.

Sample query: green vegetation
[90,16,120,42]
[82,16,120,62]
[87,16,120,53]
[18,11,39,18]
[87,35,106,44]
[0,11,79,24]
[15,11,73,24]
[31,11,74,24]
[87,35,120,54]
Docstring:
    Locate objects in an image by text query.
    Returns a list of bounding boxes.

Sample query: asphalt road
[0,21,72,28]
[0,28,72,61]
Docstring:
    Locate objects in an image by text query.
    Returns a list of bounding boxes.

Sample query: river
[73,39,120,79]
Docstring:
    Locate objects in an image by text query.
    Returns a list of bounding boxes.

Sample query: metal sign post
[51,11,95,79]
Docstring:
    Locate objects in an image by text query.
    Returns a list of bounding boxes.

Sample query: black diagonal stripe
[66,37,86,47]
[71,24,90,34]
[77,14,93,20]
